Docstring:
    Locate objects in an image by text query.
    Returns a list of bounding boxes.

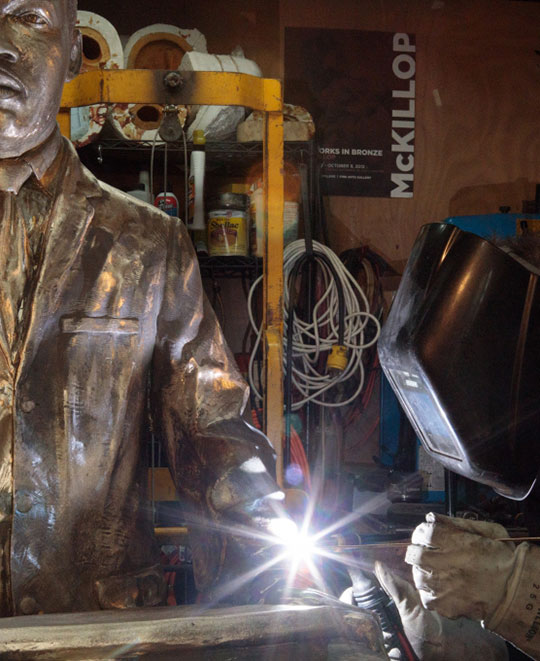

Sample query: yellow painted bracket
[154,527,190,546]
[61,69,282,109]
[59,69,282,134]
[59,68,285,484]
[263,111,284,485]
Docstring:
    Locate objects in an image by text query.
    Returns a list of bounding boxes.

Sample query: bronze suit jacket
[1,139,279,616]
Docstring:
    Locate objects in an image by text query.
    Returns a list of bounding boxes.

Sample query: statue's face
[0,0,80,158]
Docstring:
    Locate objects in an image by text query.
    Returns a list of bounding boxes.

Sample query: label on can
[207,210,248,256]
[154,192,178,217]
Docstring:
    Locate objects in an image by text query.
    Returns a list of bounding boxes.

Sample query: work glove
[374,562,509,660]
[404,512,518,622]
[403,512,540,659]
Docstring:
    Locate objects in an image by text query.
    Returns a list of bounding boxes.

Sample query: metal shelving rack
[78,138,313,175]
[196,255,261,280]
[79,137,312,157]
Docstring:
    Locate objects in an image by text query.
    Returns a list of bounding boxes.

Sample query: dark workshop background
[78,0,540,270]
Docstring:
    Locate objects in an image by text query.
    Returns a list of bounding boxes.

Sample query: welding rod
[325,536,540,551]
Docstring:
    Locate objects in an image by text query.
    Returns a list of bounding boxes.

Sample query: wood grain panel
[280,0,540,264]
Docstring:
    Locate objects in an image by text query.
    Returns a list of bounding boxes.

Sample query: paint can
[207,193,249,256]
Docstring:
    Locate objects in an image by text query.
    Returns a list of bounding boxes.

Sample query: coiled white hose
[248,239,381,410]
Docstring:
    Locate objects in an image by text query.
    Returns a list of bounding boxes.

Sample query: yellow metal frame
[60,69,284,484]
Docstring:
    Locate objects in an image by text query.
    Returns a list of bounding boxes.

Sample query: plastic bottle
[127,183,149,202]
[127,170,152,203]
[138,170,151,203]
[249,161,300,257]
[154,188,179,217]
[188,130,206,230]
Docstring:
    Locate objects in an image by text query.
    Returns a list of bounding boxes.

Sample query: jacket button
[15,492,33,514]
[19,596,39,615]
[21,400,35,413]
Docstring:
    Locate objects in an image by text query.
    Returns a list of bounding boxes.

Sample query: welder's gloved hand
[404,512,519,623]
[374,562,509,661]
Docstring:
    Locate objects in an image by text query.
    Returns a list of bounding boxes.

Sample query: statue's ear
[67,30,82,82]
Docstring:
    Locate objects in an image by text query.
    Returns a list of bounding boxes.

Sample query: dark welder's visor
[378,222,540,500]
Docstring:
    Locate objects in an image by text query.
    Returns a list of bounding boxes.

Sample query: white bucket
[111,24,206,142]
[123,24,207,69]
[179,52,262,141]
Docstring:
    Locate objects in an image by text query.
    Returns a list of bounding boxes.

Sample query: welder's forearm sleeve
[487,543,540,659]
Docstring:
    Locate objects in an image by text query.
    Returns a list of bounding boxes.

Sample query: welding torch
[325,531,540,660]
[325,533,419,661]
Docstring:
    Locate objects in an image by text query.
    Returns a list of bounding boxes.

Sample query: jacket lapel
[16,140,103,383]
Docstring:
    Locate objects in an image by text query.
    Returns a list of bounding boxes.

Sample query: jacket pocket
[60,316,142,478]
[61,316,139,335]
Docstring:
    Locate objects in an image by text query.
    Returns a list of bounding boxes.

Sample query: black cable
[315,156,330,247]
[284,247,348,471]
[285,254,309,469]
[250,389,263,430]
[299,163,313,257]
[163,141,168,204]
[349,568,419,661]
[445,469,458,517]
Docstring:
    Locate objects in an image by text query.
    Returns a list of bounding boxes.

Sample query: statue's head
[0,0,81,158]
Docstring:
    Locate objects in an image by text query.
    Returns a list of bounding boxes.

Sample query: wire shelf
[197,255,262,279]
[78,138,314,169]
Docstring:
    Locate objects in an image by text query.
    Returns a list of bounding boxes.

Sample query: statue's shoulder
[66,143,185,239]
[93,179,184,239]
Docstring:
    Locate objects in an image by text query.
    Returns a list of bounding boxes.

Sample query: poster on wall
[284,28,416,198]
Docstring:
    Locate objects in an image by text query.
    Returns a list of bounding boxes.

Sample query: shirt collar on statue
[0,126,63,195]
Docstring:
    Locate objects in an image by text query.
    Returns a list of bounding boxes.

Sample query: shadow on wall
[448,178,538,217]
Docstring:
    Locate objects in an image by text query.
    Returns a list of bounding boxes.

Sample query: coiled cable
[248,239,381,410]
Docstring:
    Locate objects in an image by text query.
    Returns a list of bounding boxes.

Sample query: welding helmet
[378,222,540,500]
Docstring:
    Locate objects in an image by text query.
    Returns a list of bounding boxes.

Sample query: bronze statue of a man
[0,0,281,616]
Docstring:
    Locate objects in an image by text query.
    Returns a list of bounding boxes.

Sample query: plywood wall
[280,0,540,265]
[78,0,280,79]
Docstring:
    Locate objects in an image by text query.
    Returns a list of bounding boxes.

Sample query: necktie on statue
[0,193,32,365]
[0,139,61,367]
[0,160,33,195]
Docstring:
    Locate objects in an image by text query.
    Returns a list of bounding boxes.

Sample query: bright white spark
[180,467,404,607]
